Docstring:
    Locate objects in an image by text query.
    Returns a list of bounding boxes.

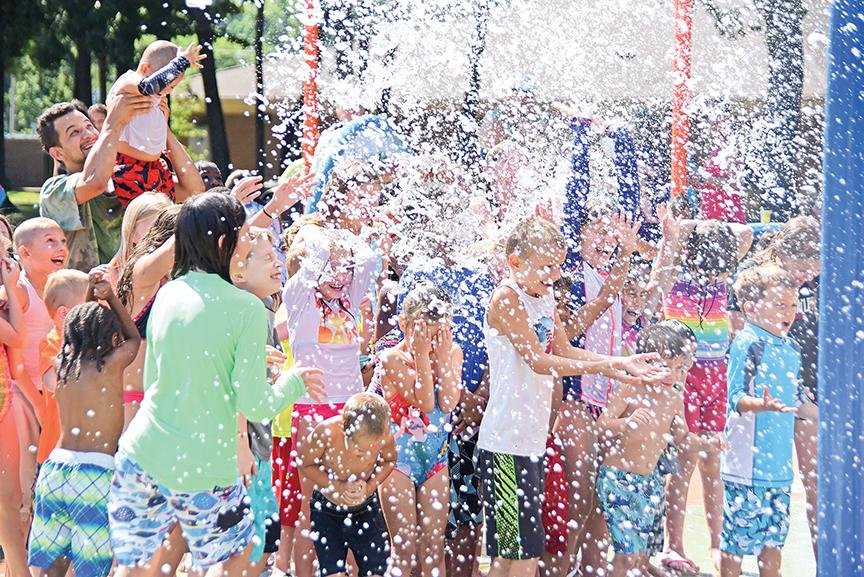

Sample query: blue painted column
[819,1,864,575]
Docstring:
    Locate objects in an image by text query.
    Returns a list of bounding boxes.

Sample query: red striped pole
[671,0,693,198]
[301,0,320,170]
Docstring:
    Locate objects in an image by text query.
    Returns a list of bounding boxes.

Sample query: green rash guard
[120,271,307,492]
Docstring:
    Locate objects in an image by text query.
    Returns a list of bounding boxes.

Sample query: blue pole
[819,1,864,575]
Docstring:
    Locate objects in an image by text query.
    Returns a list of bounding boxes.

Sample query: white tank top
[21,274,53,389]
[110,72,166,156]
[580,263,622,407]
[477,279,556,458]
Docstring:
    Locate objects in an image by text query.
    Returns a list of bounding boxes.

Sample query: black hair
[172,192,247,283]
[636,320,697,359]
[684,221,738,279]
[57,302,123,383]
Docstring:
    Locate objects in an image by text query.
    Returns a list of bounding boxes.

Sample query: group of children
[0,37,823,577]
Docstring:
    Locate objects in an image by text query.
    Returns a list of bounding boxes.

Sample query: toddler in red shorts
[107,40,205,205]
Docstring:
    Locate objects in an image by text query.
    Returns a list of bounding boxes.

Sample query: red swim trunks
[543,435,569,555]
[112,152,176,206]
[271,402,345,528]
[683,361,727,433]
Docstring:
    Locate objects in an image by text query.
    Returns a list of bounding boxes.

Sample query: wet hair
[117,205,181,306]
[44,270,89,315]
[115,193,173,274]
[401,282,452,322]
[36,103,81,152]
[207,186,232,195]
[57,302,123,383]
[636,320,697,359]
[173,193,247,283]
[683,221,739,279]
[317,160,380,218]
[12,217,63,252]
[505,216,566,258]
[733,264,798,307]
[342,392,390,439]
[751,215,820,265]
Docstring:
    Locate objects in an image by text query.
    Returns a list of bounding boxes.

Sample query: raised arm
[0,258,24,347]
[166,128,204,201]
[562,214,638,340]
[132,237,175,295]
[89,271,141,367]
[78,91,152,204]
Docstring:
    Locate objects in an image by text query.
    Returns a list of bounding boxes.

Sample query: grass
[5,189,40,221]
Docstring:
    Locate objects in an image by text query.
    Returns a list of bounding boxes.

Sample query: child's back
[27,280,140,577]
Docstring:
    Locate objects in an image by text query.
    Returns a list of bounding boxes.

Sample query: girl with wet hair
[374,282,462,577]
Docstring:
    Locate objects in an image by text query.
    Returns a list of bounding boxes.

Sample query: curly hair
[57,302,123,384]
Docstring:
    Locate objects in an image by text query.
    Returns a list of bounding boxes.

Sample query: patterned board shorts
[721,482,791,556]
[108,453,253,569]
[596,465,665,555]
[28,450,115,577]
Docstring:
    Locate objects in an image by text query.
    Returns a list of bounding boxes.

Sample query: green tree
[0,0,41,189]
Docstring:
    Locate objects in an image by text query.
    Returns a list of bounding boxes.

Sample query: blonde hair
[402,282,452,322]
[114,193,173,274]
[342,392,390,439]
[44,270,89,315]
[12,217,63,251]
[505,216,565,258]
[752,215,820,265]
[733,264,798,307]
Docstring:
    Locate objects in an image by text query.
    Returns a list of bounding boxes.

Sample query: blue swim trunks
[720,481,791,556]
[108,452,253,569]
[28,449,115,577]
[248,456,280,563]
[596,465,664,554]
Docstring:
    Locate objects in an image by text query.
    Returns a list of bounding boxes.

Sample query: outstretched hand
[180,42,207,69]
[613,353,671,385]
[612,211,641,255]
[760,387,797,414]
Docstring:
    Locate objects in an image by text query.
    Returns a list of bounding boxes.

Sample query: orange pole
[301,0,319,170]
[671,0,693,198]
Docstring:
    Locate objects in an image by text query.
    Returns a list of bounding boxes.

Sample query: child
[7,218,69,510]
[595,321,700,577]
[108,40,205,205]
[720,265,812,577]
[108,193,325,575]
[281,225,376,577]
[478,217,666,577]
[230,227,287,571]
[661,219,752,574]
[27,272,141,577]
[0,249,28,577]
[376,283,462,577]
[298,392,397,577]
[34,270,90,467]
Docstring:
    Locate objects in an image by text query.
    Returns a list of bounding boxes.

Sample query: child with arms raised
[298,392,396,577]
[375,283,462,577]
[478,217,667,577]
[27,271,140,577]
[108,40,206,204]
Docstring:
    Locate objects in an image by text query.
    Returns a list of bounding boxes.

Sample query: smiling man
[36,93,150,271]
